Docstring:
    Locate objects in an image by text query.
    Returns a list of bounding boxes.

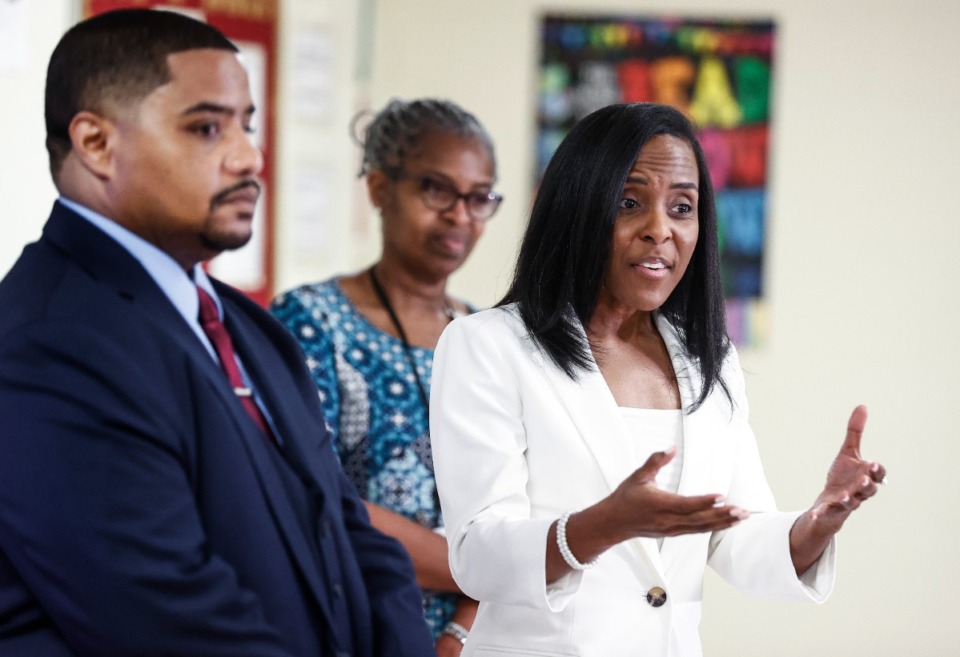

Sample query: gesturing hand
[549,447,749,582]
[789,405,886,574]
[603,447,749,542]
[809,405,886,533]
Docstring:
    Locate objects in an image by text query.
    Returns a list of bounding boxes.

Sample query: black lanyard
[368,267,431,418]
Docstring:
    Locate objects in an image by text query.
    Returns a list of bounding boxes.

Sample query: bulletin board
[84,0,278,306]
[537,15,776,346]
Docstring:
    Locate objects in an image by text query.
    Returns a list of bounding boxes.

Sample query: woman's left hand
[810,405,886,532]
[790,405,886,574]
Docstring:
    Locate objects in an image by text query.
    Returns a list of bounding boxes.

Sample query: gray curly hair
[352,98,496,178]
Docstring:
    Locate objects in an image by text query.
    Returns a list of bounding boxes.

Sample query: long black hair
[499,103,729,411]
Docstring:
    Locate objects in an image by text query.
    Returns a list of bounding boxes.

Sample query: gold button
[646,586,667,607]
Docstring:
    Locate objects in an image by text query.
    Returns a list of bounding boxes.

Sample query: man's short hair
[45,8,238,176]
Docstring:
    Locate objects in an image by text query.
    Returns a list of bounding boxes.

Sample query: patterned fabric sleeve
[269,289,342,450]
[270,281,459,640]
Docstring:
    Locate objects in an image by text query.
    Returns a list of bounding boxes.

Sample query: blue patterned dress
[270,277,460,640]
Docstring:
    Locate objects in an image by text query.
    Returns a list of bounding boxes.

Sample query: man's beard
[199,226,252,253]
[201,179,261,252]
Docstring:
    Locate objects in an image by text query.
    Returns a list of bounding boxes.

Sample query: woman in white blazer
[430,103,885,657]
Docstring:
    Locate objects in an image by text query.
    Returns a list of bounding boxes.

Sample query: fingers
[840,404,868,456]
[662,505,750,536]
[639,490,750,537]
[811,472,881,521]
[632,446,677,484]
[670,492,729,515]
[620,452,755,538]
[870,461,888,485]
[810,491,856,521]
[853,473,878,501]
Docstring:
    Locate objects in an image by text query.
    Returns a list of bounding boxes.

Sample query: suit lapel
[43,202,158,302]
[44,206,337,625]
[217,290,334,492]
[210,294,339,624]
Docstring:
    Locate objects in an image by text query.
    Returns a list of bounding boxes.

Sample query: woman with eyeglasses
[270,98,501,655]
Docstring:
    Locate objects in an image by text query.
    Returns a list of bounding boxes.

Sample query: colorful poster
[85,0,278,306]
[538,15,776,346]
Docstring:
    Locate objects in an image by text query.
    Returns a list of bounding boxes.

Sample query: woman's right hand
[601,447,749,543]
[546,448,748,582]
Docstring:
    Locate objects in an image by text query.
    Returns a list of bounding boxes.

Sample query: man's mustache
[210,180,262,208]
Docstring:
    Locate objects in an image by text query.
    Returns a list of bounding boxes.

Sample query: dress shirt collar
[57,197,220,355]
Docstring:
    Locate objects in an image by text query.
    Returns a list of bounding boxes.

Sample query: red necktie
[196,286,274,441]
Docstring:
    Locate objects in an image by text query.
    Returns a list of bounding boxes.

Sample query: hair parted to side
[499,102,729,412]
[45,8,238,177]
[351,98,496,179]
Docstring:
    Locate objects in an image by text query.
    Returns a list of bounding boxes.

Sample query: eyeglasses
[401,174,503,222]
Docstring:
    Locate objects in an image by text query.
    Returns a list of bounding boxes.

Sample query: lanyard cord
[368,266,431,418]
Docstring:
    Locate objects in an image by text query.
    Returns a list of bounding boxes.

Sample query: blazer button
[646,586,667,607]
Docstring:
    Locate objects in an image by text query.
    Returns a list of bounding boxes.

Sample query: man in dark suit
[0,9,434,657]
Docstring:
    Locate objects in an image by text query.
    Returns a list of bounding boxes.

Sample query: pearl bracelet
[442,620,469,646]
[556,510,597,570]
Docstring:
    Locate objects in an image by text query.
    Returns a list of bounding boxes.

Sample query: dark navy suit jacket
[0,203,434,657]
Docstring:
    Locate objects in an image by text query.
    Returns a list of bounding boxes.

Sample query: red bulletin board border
[83,0,278,306]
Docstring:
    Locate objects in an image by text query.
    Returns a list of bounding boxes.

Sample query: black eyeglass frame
[397,172,504,222]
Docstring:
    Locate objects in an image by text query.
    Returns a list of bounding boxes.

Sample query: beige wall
[0,2,74,267]
[3,1,959,655]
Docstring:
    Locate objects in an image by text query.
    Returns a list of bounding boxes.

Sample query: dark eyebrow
[625,176,698,191]
[181,102,256,118]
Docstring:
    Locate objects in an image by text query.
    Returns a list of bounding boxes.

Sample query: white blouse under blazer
[430,306,835,657]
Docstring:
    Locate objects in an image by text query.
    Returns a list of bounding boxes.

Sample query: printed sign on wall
[538,15,775,346]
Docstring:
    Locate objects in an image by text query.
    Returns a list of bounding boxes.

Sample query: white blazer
[430,306,835,657]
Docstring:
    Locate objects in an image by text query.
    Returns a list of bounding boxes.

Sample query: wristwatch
[442,621,469,646]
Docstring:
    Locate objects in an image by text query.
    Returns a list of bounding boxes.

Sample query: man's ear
[365,169,391,211]
[68,111,117,181]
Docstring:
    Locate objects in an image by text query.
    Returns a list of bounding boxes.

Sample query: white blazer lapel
[529,323,666,576]
[655,314,734,498]
[656,313,707,498]
[656,314,739,576]
[533,348,634,493]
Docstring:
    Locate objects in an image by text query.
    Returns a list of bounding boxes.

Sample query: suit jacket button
[646,586,667,607]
